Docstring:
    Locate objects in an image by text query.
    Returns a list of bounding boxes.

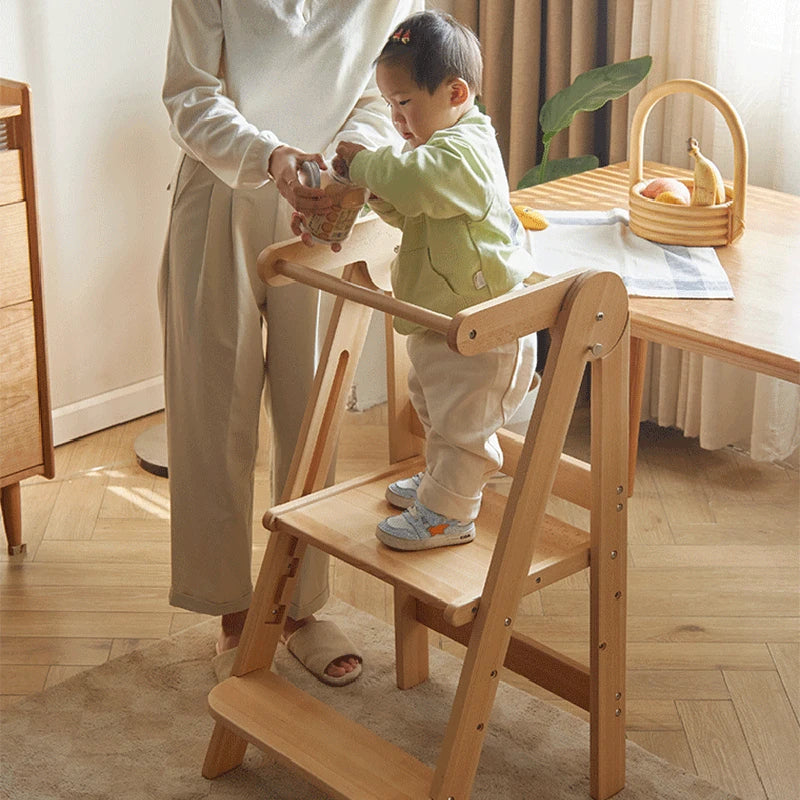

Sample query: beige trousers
[158,156,329,619]
[408,328,537,521]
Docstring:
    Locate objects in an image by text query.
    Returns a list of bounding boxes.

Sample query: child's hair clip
[391,27,411,45]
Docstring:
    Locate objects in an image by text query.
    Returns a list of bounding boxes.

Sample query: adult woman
[160,0,421,684]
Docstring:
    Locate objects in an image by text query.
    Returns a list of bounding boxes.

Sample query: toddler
[335,10,537,551]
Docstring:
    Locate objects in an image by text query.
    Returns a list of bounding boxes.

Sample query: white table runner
[523,208,734,299]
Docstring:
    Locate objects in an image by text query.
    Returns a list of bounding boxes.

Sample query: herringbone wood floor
[1,406,798,799]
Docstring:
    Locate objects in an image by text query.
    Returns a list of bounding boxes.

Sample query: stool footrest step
[209,669,434,800]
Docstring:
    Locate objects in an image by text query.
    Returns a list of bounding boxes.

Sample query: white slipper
[284,619,363,687]
[211,647,237,682]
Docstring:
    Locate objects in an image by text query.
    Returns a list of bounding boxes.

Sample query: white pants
[158,156,329,618]
[407,328,537,521]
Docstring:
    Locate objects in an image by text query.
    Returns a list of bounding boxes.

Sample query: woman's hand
[271,145,340,251]
[268,145,331,213]
[290,212,341,253]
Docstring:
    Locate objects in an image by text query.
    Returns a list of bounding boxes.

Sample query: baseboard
[51,376,165,446]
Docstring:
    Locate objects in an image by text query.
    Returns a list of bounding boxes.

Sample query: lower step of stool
[209,668,434,799]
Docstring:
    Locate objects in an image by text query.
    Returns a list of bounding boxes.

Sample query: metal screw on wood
[610,550,618,559]
[469,329,477,339]
[590,343,603,356]
[504,617,512,626]
[596,312,605,320]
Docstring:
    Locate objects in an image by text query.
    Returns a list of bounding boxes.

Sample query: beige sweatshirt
[163,0,422,189]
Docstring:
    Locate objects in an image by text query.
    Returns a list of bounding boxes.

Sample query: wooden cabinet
[1,78,54,557]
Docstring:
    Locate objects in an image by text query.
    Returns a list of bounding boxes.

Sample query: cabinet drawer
[0,201,32,307]
[0,302,42,477]
[0,148,24,205]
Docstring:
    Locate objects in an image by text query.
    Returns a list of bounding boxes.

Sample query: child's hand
[335,141,366,168]
[331,155,349,180]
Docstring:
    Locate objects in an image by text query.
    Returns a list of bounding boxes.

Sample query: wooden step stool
[202,215,630,800]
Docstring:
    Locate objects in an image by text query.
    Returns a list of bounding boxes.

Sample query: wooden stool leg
[1,483,25,556]
[203,536,305,778]
[590,330,628,799]
[627,336,648,496]
[202,721,249,778]
[394,588,429,689]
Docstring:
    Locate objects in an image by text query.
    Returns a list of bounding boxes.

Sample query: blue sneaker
[385,472,423,509]
[376,500,475,551]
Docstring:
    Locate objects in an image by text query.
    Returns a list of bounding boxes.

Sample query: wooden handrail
[270,258,452,336]
[449,271,584,355]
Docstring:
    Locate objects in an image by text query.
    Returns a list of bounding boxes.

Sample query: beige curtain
[451,0,635,187]
[629,0,800,462]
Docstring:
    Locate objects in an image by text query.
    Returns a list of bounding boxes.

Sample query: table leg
[1,482,25,556]
[628,337,648,496]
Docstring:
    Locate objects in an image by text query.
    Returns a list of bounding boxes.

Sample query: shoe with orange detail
[376,500,475,551]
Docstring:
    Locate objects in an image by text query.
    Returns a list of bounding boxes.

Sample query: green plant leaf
[516,155,600,189]
[539,56,652,144]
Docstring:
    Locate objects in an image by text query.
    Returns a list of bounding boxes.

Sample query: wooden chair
[202,215,630,800]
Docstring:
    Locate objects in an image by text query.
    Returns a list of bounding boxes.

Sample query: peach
[641,177,691,205]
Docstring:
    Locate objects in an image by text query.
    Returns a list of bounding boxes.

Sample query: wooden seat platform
[264,456,590,627]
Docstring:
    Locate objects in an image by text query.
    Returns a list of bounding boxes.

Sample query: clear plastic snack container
[298,160,368,244]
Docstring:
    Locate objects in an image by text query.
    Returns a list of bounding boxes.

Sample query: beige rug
[1,599,739,800]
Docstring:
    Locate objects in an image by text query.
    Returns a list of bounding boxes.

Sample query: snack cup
[299,161,368,244]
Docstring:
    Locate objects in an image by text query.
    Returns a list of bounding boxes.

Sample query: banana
[513,205,548,230]
[687,137,725,206]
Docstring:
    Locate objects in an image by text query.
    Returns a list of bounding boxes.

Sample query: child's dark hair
[377,11,482,95]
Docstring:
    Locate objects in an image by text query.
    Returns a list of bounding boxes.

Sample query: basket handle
[629,78,748,243]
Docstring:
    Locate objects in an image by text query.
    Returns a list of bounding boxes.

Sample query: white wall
[0,1,458,442]
[1,0,178,444]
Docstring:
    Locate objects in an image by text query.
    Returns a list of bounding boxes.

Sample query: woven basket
[628,79,748,246]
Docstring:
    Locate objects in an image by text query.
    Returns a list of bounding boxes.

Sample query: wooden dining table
[511,161,800,490]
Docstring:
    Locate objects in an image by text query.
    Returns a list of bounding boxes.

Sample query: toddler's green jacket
[349,105,535,335]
